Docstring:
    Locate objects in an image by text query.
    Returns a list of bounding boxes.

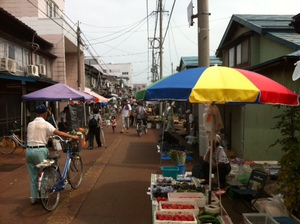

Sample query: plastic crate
[168,192,206,208]
[154,210,197,224]
[161,166,179,179]
[158,200,199,216]
[273,216,298,224]
[242,213,278,224]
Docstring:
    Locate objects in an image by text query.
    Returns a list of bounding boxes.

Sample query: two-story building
[215,14,300,161]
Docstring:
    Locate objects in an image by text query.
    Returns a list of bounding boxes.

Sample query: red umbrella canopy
[190,66,299,106]
[137,66,299,106]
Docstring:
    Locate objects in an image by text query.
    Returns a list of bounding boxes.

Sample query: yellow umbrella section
[189,66,260,104]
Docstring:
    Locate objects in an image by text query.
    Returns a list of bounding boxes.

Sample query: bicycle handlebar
[51,135,72,142]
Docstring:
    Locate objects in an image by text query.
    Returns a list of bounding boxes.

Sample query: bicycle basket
[61,138,82,153]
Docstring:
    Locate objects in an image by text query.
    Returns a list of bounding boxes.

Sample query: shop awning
[84,90,108,103]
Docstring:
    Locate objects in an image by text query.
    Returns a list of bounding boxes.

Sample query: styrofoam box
[154,210,197,224]
[168,192,206,208]
[158,200,199,216]
[242,213,277,224]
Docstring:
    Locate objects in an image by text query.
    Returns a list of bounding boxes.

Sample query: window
[236,44,241,65]
[229,47,234,67]
[8,44,15,59]
[47,0,59,18]
[0,38,51,76]
[225,39,249,67]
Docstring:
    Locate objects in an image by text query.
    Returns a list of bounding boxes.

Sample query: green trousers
[26,147,49,202]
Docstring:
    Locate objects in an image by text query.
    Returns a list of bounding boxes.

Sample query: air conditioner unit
[0,58,17,73]
[38,64,46,76]
[27,65,39,77]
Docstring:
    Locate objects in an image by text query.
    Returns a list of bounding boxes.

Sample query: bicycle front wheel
[67,153,83,189]
[40,167,60,211]
[0,136,17,154]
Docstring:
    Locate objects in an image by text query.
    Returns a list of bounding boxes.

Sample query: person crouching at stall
[201,134,231,189]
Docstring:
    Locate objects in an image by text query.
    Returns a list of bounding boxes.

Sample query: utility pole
[159,0,163,79]
[197,0,210,67]
[77,23,81,90]
[197,0,211,203]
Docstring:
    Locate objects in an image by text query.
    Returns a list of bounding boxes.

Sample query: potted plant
[168,149,187,174]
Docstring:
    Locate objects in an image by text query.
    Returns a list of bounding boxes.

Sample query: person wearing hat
[201,134,231,188]
[26,104,79,205]
[186,109,194,136]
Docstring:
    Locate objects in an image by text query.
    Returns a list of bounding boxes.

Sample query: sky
[65,0,300,85]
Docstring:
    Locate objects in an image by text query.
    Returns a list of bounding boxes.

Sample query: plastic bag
[237,164,252,185]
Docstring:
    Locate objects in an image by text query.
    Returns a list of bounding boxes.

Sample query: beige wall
[1,0,38,17]
[65,52,85,91]
[1,0,65,18]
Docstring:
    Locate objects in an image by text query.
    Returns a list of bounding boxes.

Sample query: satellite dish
[292,60,300,81]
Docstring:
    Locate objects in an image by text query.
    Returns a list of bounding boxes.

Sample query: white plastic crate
[158,200,199,216]
[242,213,278,224]
[154,210,197,224]
[168,192,206,208]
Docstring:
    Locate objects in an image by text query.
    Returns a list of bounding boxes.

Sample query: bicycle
[36,135,83,211]
[136,119,148,137]
[0,121,26,154]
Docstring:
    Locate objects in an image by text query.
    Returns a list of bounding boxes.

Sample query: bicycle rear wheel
[40,166,60,211]
[67,153,83,189]
[0,136,17,154]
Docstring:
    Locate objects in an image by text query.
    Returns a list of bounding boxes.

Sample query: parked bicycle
[36,135,83,211]
[136,119,148,137]
[0,121,26,154]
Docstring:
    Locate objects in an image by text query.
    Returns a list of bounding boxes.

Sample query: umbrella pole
[208,130,214,204]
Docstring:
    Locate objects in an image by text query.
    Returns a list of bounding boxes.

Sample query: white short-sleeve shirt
[27,117,56,146]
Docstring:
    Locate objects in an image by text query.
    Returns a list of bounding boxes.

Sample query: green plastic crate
[161,166,179,179]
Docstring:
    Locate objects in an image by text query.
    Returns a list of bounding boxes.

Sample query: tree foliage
[270,106,300,216]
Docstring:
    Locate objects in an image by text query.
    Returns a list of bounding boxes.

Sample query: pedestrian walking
[186,109,194,136]
[26,104,78,205]
[120,100,131,133]
[164,101,175,132]
[88,107,103,149]
[110,115,117,133]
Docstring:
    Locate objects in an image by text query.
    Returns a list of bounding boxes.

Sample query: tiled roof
[217,14,300,55]
[179,56,222,70]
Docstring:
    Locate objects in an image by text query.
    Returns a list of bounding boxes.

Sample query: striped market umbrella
[136,65,299,106]
[136,65,299,204]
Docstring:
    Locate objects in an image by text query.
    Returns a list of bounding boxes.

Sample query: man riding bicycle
[135,101,147,129]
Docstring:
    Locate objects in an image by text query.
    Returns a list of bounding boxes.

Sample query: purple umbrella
[22,83,94,102]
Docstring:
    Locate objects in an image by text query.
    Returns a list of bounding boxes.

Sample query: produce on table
[161,203,195,209]
[156,214,194,221]
[198,211,220,224]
